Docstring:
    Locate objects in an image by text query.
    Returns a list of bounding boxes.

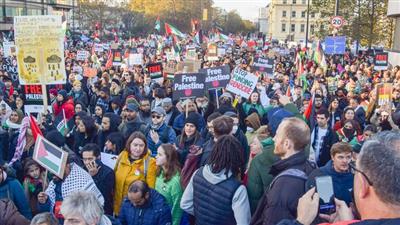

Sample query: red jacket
[53,98,75,120]
[319,220,360,225]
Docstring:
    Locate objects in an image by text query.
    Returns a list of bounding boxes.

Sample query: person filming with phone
[277,131,400,225]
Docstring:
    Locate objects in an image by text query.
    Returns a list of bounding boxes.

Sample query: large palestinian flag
[33,135,68,178]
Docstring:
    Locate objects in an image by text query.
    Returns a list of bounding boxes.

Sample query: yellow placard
[14,15,67,85]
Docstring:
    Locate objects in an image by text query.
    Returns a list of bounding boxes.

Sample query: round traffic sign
[331,16,344,29]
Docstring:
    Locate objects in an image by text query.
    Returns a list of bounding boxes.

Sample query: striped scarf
[9,116,29,166]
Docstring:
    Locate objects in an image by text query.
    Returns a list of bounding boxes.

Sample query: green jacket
[243,102,268,117]
[155,171,183,225]
[246,103,309,214]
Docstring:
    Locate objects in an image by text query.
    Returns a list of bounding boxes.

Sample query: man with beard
[138,98,152,124]
[37,155,104,224]
[119,103,146,141]
[96,87,111,112]
[309,94,326,129]
[145,106,176,156]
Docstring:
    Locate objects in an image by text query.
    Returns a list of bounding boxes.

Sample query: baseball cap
[151,106,166,116]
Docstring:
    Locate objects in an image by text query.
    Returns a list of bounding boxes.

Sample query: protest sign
[226,67,258,99]
[1,57,18,82]
[101,152,118,169]
[128,53,143,66]
[93,43,103,52]
[112,50,122,66]
[22,84,53,114]
[376,83,392,106]
[324,36,346,55]
[199,65,231,89]
[217,47,226,57]
[3,41,15,57]
[147,63,163,80]
[33,135,68,179]
[374,52,389,70]
[164,61,177,80]
[14,15,67,85]
[76,50,90,61]
[185,48,197,60]
[253,57,274,76]
[83,67,98,78]
[173,73,206,101]
[207,43,218,61]
[327,77,338,93]
[177,60,201,73]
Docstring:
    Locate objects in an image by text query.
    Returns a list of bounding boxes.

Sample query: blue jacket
[306,160,354,205]
[146,123,176,156]
[172,112,205,134]
[118,189,172,225]
[0,177,32,219]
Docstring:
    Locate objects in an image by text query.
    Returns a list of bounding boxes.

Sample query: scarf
[45,163,104,211]
[9,116,29,166]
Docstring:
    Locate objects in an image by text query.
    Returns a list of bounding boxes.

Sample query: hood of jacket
[200,164,234,185]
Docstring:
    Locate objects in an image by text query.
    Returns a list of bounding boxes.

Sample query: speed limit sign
[331,16,344,28]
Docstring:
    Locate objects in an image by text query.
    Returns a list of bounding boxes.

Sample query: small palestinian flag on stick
[33,136,68,179]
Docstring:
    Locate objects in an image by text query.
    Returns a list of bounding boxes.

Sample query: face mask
[232,125,238,134]
[247,127,254,133]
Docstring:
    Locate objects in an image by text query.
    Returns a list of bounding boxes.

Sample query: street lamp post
[335,0,339,16]
[305,0,310,47]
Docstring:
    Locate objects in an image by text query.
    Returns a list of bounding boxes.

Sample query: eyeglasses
[349,161,373,186]
[152,115,162,119]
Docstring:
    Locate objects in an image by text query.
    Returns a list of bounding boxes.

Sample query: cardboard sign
[101,152,118,169]
[173,73,206,101]
[147,63,163,80]
[207,43,218,61]
[1,57,18,82]
[112,50,122,66]
[3,41,15,57]
[199,65,231,89]
[14,15,67,85]
[177,60,201,73]
[164,61,177,80]
[128,53,143,66]
[83,67,98,78]
[253,57,274,76]
[226,67,258,99]
[76,50,90,61]
[22,84,53,114]
[185,48,197,60]
[374,52,388,70]
[376,83,392,106]
[33,135,68,179]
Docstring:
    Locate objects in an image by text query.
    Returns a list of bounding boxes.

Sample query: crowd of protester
[0,30,400,225]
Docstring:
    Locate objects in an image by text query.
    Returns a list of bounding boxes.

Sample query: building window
[292,11,296,17]
[302,0,306,4]
[283,0,287,3]
[291,24,295,32]
[301,11,306,18]
[300,24,305,32]
[282,23,286,32]
[5,7,25,17]
[311,12,315,18]
[310,24,315,34]
[293,0,297,4]
[282,10,287,17]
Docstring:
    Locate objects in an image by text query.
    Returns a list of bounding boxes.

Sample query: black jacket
[251,151,315,225]
[311,126,339,167]
[89,161,115,215]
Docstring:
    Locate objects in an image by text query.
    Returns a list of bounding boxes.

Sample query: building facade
[259,5,269,34]
[268,0,318,43]
[0,0,74,31]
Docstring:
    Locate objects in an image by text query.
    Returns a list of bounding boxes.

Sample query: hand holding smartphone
[316,175,336,215]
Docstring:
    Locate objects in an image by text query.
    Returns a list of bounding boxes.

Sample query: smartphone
[316,175,336,214]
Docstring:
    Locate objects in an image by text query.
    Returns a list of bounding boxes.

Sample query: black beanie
[184,112,200,130]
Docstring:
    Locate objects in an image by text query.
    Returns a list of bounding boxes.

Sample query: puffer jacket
[0,199,30,225]
[53,98,75,120]
[114,150,156,215]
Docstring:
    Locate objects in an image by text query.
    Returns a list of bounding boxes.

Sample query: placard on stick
[173,73,206,101]
[376,83,392,106]
[226,67,258,99]
[199,65,231,89]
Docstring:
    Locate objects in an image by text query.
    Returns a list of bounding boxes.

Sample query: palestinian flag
[29,115,43,141]
[165,23,185,38]
[56,118,68,136]
[219,33,229,42]
[166,73,175,81]
[155,16,161,31]
[33,136,68,178]
[105,49,113,69]
[304,94,314,121]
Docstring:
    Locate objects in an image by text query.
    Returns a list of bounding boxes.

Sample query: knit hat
[111,78,120,86]
[58,89,68,99]
[185,112,200,129]
[245,112,261,130]
[126,103,139,112]
[151,106,166,116]
[49,88,58,96]
[267,107,294,136]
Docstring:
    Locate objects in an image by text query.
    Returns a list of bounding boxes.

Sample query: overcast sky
[213,0,269,21]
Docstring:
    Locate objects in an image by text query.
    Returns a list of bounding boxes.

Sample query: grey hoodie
[180,164,251,225]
